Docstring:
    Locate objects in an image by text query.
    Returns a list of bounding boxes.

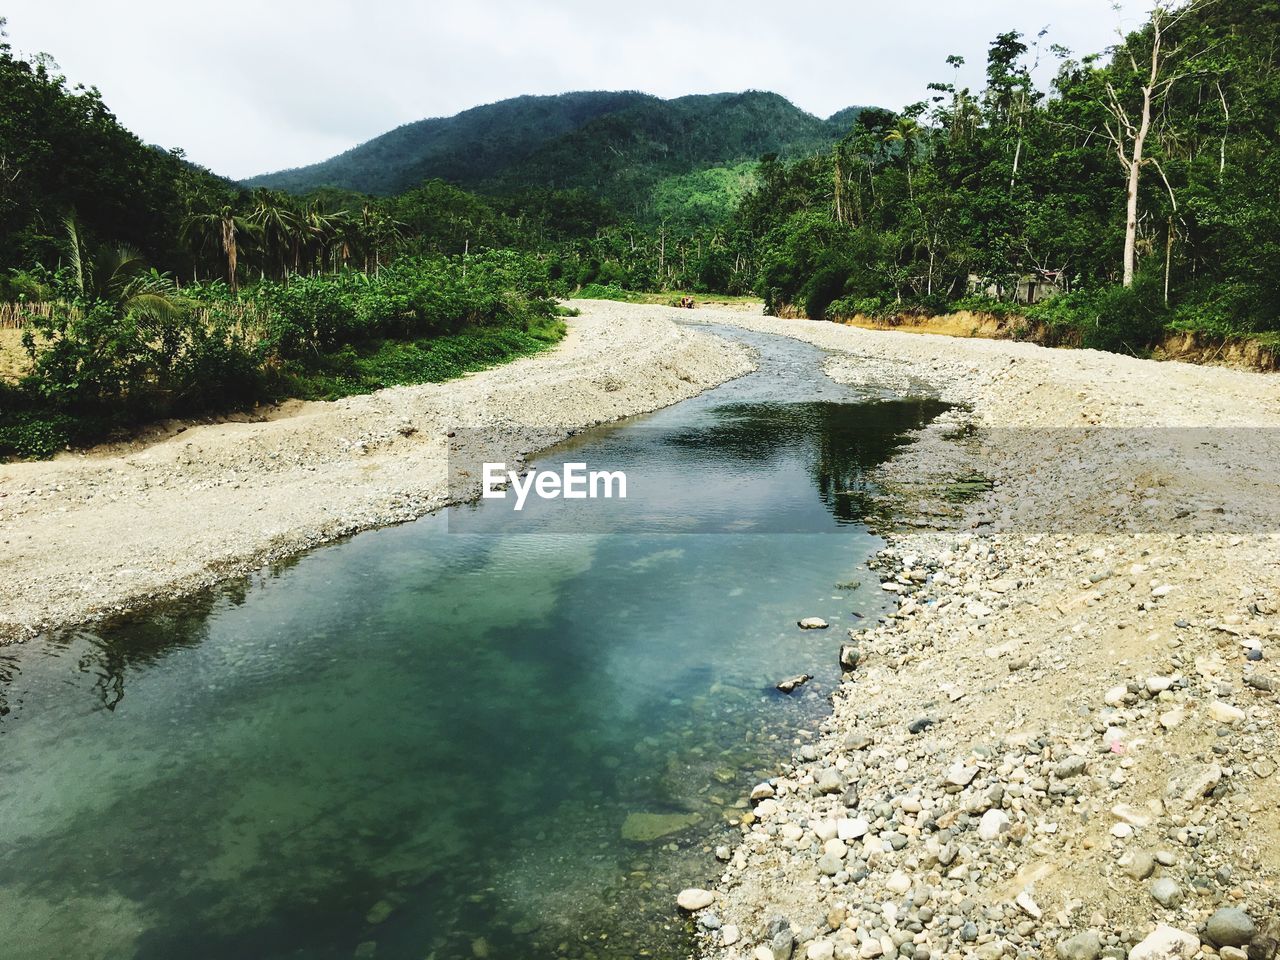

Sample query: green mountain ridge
[244,91,871,217]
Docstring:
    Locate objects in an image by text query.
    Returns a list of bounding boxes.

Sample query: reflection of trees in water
[0,589,227,721]
[664,400,949,524]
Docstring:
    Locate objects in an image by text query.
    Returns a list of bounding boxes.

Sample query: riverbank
[678,312,1280,960]
[0,304,753,642]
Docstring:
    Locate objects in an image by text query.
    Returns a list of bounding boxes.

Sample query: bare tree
[1101,0,1206,287]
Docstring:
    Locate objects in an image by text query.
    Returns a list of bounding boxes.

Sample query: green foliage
[2,252,563,458]
[574,283,647,303]
[244,92,867,223]
[1026,276,1169,354]
[729,0,1280,352]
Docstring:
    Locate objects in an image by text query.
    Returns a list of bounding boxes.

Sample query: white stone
[799,617,829,629]
[807,940,835,960]
[814,820,839,842]
[1159,708,1185,730]
[838,817,869,841]
[823,838,848,859]
[1129,924,1199,960]
[754,799,779,818]
[676,888,714,911]
[1111,823,1133,839]
[754,947,775,960]
[1146,676,1174,693]
[1208,701,1246,724]
[1104,685,1128,706]
[978,809,1010,841]
[1015,890,1042,919]
[751,782,776,800]
[722,925,740,947]
[885,870,911,894]
[946,762,979,786]
[1111,803,1153,828]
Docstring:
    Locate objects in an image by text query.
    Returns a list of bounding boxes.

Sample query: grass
[572,284,761,308]
[284,321,565,401]
[0,317,567,460]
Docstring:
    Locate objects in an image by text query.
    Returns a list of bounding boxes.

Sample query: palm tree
[884,118,922,197]
[181,206,252,290]
[246,191,299,280]
[65,216,184,317]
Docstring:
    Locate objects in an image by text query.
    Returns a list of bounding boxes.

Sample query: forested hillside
[246,91,866,220]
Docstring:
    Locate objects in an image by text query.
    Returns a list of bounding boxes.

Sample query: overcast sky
[4,0,1151,181]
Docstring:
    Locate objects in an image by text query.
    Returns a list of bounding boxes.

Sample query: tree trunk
[1122,20,1162,288]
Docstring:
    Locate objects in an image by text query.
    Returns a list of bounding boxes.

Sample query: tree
[1100,0,1204,287]
[182,205,251,290]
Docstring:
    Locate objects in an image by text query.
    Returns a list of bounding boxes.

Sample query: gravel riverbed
[665,311,1280,960]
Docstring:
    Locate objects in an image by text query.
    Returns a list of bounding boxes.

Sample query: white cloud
[3,0,1152,180]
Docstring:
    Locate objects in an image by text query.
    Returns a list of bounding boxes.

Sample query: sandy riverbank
[667,312,1280,960]
[0,303,753,641]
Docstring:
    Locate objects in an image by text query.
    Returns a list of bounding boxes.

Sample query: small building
[968,269,1064,305]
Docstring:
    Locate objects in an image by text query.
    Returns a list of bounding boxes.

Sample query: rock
[815,768,844,795]
[799,617,829,630]
[771,923,796,960]
[1111,803,1153,828]
[471,938,489,958]
[754,948,775,960]
[978,808,1011,841]
[1159,707,1186,730]
[751,782,776,801]
[1150,877,1183,909]
[1146,675,1175,694]
[1205,908,1256,947]
[1104,685,1128,706]
[839,643,861,670]
[1057,930,1103,960]
[1056,755,1088,779]
[1208,701,1246,724]
[1128,924,1198,960]
[833,815,868,843]
[365,899,394,924]
[817,852,843,876]
[946,762,979,786]
[808,941,835,960]
[1015,890,1042,919]
[621,811,701,842]
[677,888,714,911]
[960,921,979,942]
[722,925,740,947]
[1253,759,1277,779]
[885,870,911,894]
[1175,763,1222,802]
[715,844,731,861]
[907,717,935,734]
[776,674,814,693]
[1120,850,1155,880]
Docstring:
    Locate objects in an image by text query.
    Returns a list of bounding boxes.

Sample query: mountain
[245,91,873,218]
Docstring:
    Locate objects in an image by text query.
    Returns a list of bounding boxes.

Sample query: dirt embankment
[674,313,1280,960]
[772,303,1280,372]
[0,304,754,642]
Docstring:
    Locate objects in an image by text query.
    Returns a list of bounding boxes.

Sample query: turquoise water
[0,326,945,960]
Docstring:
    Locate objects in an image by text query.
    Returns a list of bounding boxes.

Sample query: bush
[1027,275,1168,354]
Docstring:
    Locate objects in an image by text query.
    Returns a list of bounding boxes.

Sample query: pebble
[1149,877,1183,909]
[978,809,1010,841]
[677,888,715,911]
[798,617,829,630]
[1056,930,1103,960]
[1205,907,1256,947]
[1129,924,1198,960]
[1208,701,1246,724]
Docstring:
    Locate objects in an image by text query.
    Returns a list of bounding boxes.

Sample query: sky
[3,0,1153,181]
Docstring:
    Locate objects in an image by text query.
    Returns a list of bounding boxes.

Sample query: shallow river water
[0,325,944,960]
